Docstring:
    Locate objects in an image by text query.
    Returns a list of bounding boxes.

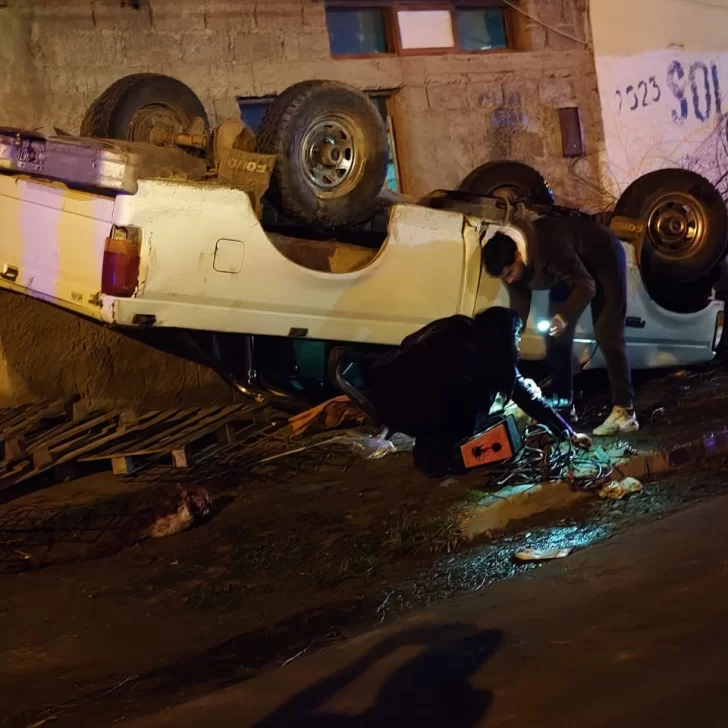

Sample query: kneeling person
[368,307,590,477]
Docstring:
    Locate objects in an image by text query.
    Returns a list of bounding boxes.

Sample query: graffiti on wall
[596,50,728,200]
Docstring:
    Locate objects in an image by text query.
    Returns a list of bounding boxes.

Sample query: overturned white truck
[0,74,725,404]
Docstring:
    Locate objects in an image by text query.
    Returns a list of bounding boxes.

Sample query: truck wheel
[458,161,555,205]
[255,81,389,227]
[80,74,209,142]
[615,169,728,282]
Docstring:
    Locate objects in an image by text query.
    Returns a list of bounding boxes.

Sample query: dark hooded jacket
[369,309,572,444]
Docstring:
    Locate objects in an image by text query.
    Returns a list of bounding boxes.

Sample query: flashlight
[536,320,550,333]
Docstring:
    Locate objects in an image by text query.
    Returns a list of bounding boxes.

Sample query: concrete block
[92,0,152,31]
[394,87,429,115]
[30,0,95,30]
[547,26,584,52]
[540,78,576,106]
[466,82,505,109]
[125,31,183,69]
[426,84,470,111]
[181,29,232,65]
[503,78,539,108]
[204,0,256,32]
[39,28,126,70]
[248,32,285,64]
[254,2,304,33]
[302,0,326,28]
[295,31,332,61]
[150,0,207,33]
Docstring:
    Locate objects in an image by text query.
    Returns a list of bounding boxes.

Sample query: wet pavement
[3,363,728,726]
[124,491,728,727]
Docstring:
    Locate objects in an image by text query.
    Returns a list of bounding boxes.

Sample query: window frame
[325,0,514,58]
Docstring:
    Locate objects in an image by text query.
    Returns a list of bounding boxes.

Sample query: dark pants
[547,235,634,408]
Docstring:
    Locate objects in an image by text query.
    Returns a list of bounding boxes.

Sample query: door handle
[1,264,18,282]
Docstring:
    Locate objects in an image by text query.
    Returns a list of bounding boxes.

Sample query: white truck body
[0,172,723,371]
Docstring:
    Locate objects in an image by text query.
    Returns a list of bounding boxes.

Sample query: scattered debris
[514,547,573,562]
[289,396,368,437]
[139,485,212,539]
[599,477,644,500]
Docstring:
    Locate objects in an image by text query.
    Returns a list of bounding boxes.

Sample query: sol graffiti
[614,60,723,126]
[667,60,722,125]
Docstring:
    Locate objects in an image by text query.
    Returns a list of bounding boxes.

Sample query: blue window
[325,7,391,56]
[456,7,509,51]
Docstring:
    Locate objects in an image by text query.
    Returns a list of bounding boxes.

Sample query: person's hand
[571,432,592,450]
[549,314,567,337]
[522,378,542,399]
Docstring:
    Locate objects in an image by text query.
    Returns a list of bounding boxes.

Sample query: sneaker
[593,406,639,436]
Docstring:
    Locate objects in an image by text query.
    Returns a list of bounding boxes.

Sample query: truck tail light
[714,310,724,351]
[102,225,141,298]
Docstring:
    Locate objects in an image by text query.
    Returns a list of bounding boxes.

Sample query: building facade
[1,0,603,205]
[591,0,728,203]
[0,0,604,409]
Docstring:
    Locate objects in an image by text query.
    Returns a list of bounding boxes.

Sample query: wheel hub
[647,192,706,257]
[301,115,358,192]
[128,104,187,143]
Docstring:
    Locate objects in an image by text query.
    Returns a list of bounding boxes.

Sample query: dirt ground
[2,364,728,726]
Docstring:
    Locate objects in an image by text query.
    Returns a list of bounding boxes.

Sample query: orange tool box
[459,415,522,470]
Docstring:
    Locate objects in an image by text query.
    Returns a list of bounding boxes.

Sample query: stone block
[248,32,285,64]
[181,29,232,65]
[125,31,183,69]
[150,0,207,33]
[204,0,256,32]
[254,2,303,33]
[39,28,126,70]
[503,78,539,108]
[466,82,505,110]
[547,25,584,52]
[395,87,429,114]
[540,78,576,106]
[92,0,152,31]
[426,84,469,111]
[295,31,331,61]
[302,0,326,28]
[31,0,95,30]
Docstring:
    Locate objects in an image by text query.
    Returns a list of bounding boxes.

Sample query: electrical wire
[478,423,613,490]
[501,0,590,47]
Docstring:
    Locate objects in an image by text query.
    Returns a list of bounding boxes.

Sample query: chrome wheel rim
[300,114,360,195]
[647,192,707,258]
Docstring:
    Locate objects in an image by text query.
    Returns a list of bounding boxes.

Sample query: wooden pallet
[79,402,270,475]
[0,398,81,461]
[0,401,270,486]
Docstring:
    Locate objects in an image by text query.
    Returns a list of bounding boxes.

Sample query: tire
[80,74,209,142]
[615,168,728,282]
[458,161,555,205]
[255,81,389,227]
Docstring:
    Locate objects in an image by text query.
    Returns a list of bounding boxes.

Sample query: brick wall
[0,0,605,208]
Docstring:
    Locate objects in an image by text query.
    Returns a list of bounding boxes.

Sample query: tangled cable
[479,424,613,490]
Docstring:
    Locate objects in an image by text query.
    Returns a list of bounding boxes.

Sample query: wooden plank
[63,409,185,460]
[83,406,225,459]
[141,406,246,453]
[158,405,262,453]
[26,412,121,458]
[0,398,72,439]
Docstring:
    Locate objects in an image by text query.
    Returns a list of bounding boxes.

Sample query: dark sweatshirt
[369,315,573,441]
[506,216,619,325]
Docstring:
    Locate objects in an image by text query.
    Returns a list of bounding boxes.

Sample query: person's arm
[505,282,532,326]
[541,238,596,325]
[510,374,574,438]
